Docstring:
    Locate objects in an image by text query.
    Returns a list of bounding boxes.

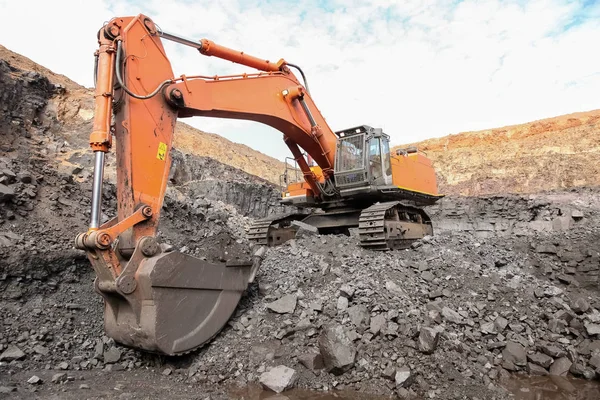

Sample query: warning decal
[157,142,167,160]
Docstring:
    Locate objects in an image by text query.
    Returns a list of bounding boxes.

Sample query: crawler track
[358,201,433,250]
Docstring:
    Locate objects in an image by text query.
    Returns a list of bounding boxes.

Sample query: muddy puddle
[501,375,600,400]
[231,378,600,400]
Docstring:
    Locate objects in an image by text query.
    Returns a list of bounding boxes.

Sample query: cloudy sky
[1,0,599,160]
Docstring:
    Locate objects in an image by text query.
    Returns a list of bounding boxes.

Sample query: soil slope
[395,111,600,196]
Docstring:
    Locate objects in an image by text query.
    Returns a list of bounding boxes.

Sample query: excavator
[75,14,442,356]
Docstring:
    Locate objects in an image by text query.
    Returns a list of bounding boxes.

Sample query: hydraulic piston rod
[89,151,105,229]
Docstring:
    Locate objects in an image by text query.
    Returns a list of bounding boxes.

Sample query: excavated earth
[2,50,600,400]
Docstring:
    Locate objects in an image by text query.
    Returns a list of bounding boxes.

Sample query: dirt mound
[395,110,600,196]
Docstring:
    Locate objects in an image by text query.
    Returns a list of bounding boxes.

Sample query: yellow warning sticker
[157,142,167,160]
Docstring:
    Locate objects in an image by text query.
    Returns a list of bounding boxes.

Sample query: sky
[0,0,599,161]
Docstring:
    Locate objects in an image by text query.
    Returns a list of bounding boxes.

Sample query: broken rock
[502,342,527,367]
[549,357,572,376]
[395,367,413,388]
[418,326,441,354]
[259,365,298,393]
[0,345,25,361]
[347,305,370,328]
[318,324,357,375]
[442,307,463,324]
[584,322,600,336]
[370,314,386,335]
[527,363,548,376]
[527,352,553,369]
[0,184,14,202]
[570,297,590,314]
[103,347,121,364]
[51,373,67,384]
[385,280,406,297]
[27,376,42,385]
[267,294,297,314]
[298,353,324,370]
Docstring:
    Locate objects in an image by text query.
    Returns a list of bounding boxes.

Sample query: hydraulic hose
[115,41,173,100]
[286,63,310,94]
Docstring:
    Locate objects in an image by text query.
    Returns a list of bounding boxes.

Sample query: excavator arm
[75,14,343,355]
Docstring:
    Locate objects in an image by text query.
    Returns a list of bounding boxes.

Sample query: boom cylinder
[158,29,285,72]
[88,27,116,230]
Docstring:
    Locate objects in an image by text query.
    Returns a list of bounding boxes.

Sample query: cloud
[0,0,598,161]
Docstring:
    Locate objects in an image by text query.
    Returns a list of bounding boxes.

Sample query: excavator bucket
[94,247,260,356]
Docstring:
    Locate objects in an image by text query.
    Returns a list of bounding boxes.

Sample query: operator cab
[333,125,392,190]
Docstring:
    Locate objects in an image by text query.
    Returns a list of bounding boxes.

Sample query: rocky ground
[2,44,600,400]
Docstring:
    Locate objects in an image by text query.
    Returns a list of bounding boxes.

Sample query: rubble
[266,294,298,314]
[259,365,298,393]
[0,345,25,361]
[418,326,441,354]
[318,325,357,375]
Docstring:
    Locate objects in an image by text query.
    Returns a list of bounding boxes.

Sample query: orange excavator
[75,14,442,356]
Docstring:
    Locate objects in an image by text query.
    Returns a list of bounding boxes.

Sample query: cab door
[368,137,392,186]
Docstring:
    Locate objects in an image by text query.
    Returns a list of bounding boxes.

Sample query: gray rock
[385,281,406,297]
[58,362,69,370]
[571,209,584,219]
[267,294,297,314]
[381,366,396,380]
[370,314,386,335]
[544,286,563,297]
[51,373,67,384]
[33,345,49,356]
[0,184,14,202]
[318,325,357,375]
[502,342,527,367]
[347,305,370,327]
[480,321,497,334]
[0,345,25,361]
[549,357,572,376]
[421,271,435,282]
[337,296,348,311]
[27,375,42,384]
[94,340,104,359]
[527,352,553,368]
[494,316,508,331]
[259,365,298,393]
[418,327,441,354]
[103,347,122,364]
[395,367,413,388]
[589,355,600,369]
[527,363,548,376]
[570,363,595,379]
[291,220,318,238]
[339,284,355,298]
[542,344,566,358]
[584,322,600,336]
[298,353,324,370]
[79,384,90,389]
[571,297,590,314]
[442,307,463,324]
[0,387,17,394]
[17,171,32,183]
[548,319,567,334]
